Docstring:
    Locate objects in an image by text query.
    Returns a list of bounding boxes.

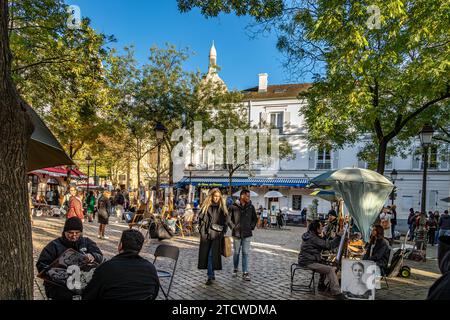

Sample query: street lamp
[390,169,398,205]
[419,124,434,214]
[187,163,195,204]
[155,122,167,207]
[85,154,92,196]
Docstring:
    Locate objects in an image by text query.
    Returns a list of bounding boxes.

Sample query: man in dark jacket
[298,220,344,298]
[36,217,103,300]
[438,210,450,239]
[363,225,390,271]
[427,235,450,300]
[83,229,159,300]
[229,189,257,281]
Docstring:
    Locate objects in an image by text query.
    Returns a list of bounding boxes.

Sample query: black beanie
[64,217,83,232]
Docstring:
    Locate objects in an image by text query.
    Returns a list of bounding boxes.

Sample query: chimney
[258,73,268,93]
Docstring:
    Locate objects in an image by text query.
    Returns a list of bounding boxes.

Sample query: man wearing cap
[36,217,104,300]
[323,208,339,240]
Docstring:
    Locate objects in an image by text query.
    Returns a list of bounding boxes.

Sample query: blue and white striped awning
[177,177,309,188]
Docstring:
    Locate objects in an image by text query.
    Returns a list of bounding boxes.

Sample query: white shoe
[103,236,109,240]
[97,235,101,239]
[232,269,238,277]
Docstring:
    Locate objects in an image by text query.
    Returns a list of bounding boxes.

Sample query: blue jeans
[207,246,215,279]
[233,237,252,273]
[438,229,450,240]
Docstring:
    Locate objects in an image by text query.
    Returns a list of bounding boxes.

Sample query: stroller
[386,230,413,278]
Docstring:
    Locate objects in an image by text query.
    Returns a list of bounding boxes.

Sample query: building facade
[180,44,450,228]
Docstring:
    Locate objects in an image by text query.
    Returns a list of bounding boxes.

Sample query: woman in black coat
[198,188,233,285]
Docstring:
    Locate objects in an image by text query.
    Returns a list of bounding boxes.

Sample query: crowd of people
[34,186,450,300]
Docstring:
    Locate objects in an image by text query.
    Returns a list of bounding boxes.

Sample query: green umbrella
[26,105,74,171]
[311,168,394,241]
[309,189,341,202]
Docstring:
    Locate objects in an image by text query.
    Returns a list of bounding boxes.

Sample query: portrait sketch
[341,259,376,300]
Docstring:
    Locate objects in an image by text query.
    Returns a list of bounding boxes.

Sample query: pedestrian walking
[97,191,111,239]
[197,188,233,285]
[229,189,257,281]
[85,191,95,223]
[67,187,84,220]
[427,213,437,246]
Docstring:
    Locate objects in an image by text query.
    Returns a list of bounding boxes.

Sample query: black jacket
[198,204,233,270]
[82,251,159,300]
[439,214,450,230]
[298,231,341,266]
[229,200,257,239]
[427,236,450,300]
[362,237,390,269]
[36,236,103,300]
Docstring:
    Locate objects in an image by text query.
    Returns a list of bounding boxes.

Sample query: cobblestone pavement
[32,216,440,300]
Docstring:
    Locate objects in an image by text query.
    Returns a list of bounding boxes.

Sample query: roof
[242,83,312,100]
[177,177,309,188]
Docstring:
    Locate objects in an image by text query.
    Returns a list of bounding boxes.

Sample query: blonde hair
[200,188,228,216]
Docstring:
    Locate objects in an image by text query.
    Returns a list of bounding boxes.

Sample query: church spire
[209,41,217,73]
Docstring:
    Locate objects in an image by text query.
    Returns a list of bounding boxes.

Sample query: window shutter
[357,159,366,168]
[259,112,268,128]
[284,112,291,132]
[308,150,316,170]
[332,150,339,169]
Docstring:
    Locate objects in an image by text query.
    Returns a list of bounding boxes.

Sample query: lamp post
[187,163,195,204]
[419,124,434,214]
[390,169,398,205]
[155,122,167,207]
[85,154,92,196]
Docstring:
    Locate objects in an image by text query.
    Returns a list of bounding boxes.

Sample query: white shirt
[380,212,392,239]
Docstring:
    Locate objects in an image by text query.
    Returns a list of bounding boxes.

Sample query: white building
[179,44,450,229]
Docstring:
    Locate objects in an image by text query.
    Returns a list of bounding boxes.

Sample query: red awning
[30,166,87,179]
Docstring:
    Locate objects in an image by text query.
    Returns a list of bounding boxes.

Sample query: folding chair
[153,244,179,300]
[128,204,147,229]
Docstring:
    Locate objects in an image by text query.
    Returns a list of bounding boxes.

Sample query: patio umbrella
[233,190,258,197]
[311,168,394,241]
[441,197,450,203]
[310,189,341,202]
[264,191,284,198]
[26,104,74,171]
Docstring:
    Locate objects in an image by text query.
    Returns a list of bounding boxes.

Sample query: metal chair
[153,244,179,300]
[290,263,316,294]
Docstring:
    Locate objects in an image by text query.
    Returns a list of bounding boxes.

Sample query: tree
[10,0,116,160]
[178,0,450,174]
[0,0,34,299]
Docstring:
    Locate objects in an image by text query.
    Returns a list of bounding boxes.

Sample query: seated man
[82,229,159,300]
[36,217,104,300]
[298,220,345,299]
[362,225,390,272]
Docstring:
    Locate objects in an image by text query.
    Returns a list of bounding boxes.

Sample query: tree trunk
[0,0,34,299]
[376,138,388,175]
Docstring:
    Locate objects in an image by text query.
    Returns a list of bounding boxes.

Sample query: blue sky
[66,0,313,90]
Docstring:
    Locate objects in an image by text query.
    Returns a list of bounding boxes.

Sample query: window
[269,112,284,133]
[292,195,302,210]
[316,147,331,170]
